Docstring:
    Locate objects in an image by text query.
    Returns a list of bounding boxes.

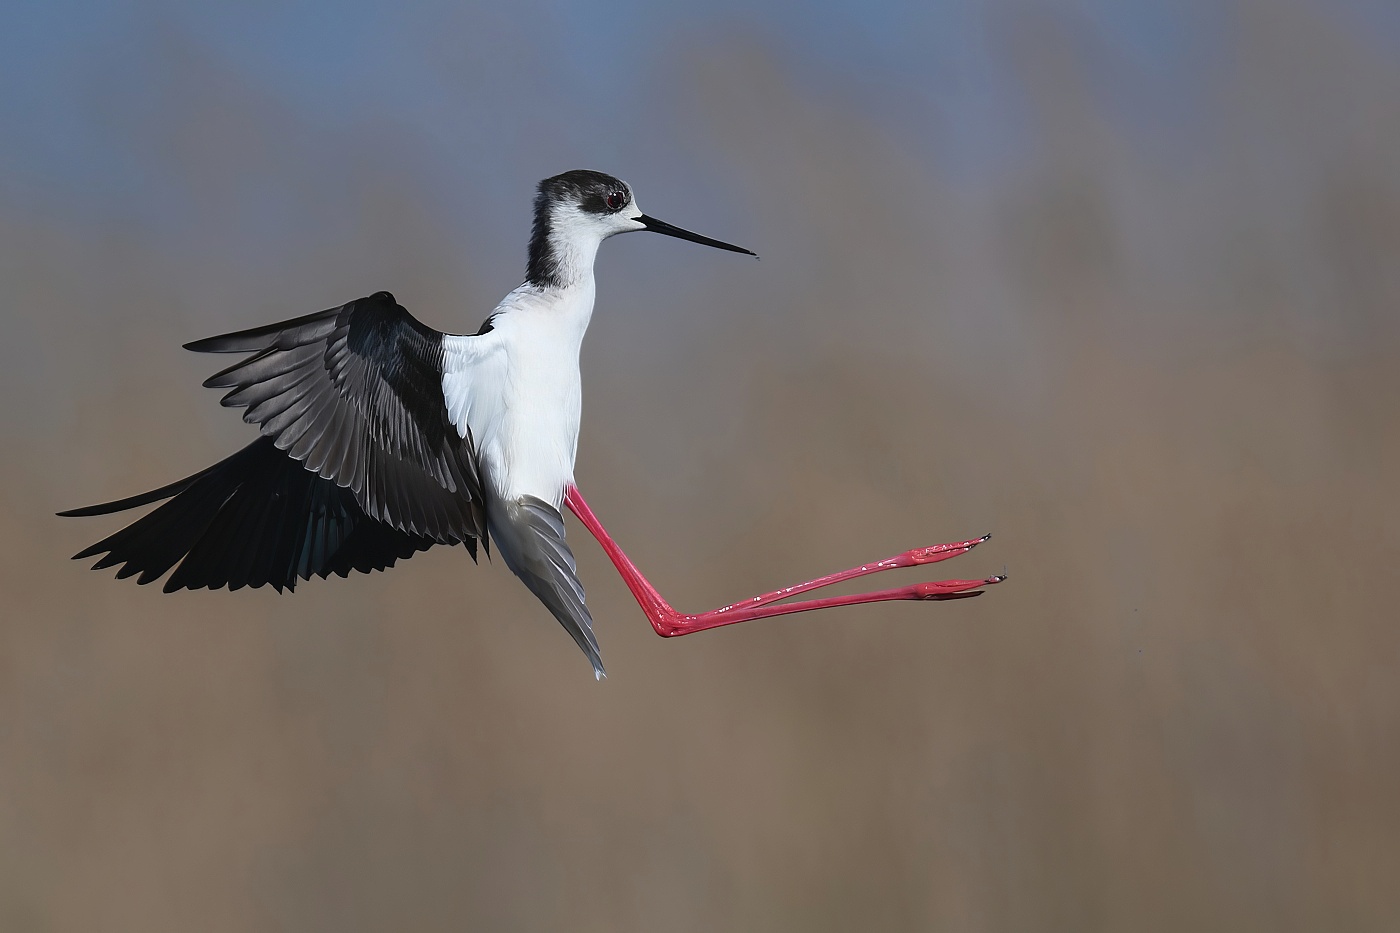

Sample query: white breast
[442,280,595,510]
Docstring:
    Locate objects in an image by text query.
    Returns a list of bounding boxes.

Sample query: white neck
[526,201,615,290]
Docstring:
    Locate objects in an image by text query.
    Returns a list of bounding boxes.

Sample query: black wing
[59,437,455,592]
[185,291,484,544]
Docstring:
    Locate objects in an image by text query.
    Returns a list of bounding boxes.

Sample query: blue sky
[1,0,1332,231]
[2,0,1396,339]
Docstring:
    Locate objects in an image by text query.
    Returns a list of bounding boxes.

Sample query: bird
[61,169,1002,679]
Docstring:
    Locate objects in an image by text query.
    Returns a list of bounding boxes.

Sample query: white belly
[481,345,581,508]
[443,280,595,512]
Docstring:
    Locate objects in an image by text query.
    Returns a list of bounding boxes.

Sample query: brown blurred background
[2,1,1398,930]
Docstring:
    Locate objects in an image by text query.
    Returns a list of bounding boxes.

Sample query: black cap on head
[536,170,631,216]
[527,171,634,287]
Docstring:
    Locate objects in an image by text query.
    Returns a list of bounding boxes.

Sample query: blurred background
[3,1,1398,929]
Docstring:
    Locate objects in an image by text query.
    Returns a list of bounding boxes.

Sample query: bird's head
[527,169,755,288]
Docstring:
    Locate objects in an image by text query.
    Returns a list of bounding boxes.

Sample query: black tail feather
[60,437,460,592]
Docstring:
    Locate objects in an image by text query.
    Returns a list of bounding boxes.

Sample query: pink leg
[564,485,1004,638]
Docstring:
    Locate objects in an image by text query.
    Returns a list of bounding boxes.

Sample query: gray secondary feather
[488,495,604,678]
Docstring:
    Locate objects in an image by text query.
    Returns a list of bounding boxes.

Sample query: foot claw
[905,534,990,565]
[913,577,997,598]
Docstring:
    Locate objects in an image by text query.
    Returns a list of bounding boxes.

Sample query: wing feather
[186,291,485,543]
[488,495,604,679]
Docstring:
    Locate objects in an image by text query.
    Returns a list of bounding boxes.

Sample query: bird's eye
[605,190,626,211]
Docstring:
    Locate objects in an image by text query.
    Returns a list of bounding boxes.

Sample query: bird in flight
[61,170,1002,678]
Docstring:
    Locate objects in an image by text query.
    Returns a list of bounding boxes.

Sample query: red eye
[606,190,626,211]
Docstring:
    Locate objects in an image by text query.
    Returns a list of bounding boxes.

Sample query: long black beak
[637,214,756,256]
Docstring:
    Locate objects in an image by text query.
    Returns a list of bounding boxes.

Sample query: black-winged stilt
[61,170,1002,679]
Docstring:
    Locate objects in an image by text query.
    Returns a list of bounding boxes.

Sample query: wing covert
[186,291,484,543]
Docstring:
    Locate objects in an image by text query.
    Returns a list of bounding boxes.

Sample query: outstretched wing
[59,437,446,592]
[186,290,484,544]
